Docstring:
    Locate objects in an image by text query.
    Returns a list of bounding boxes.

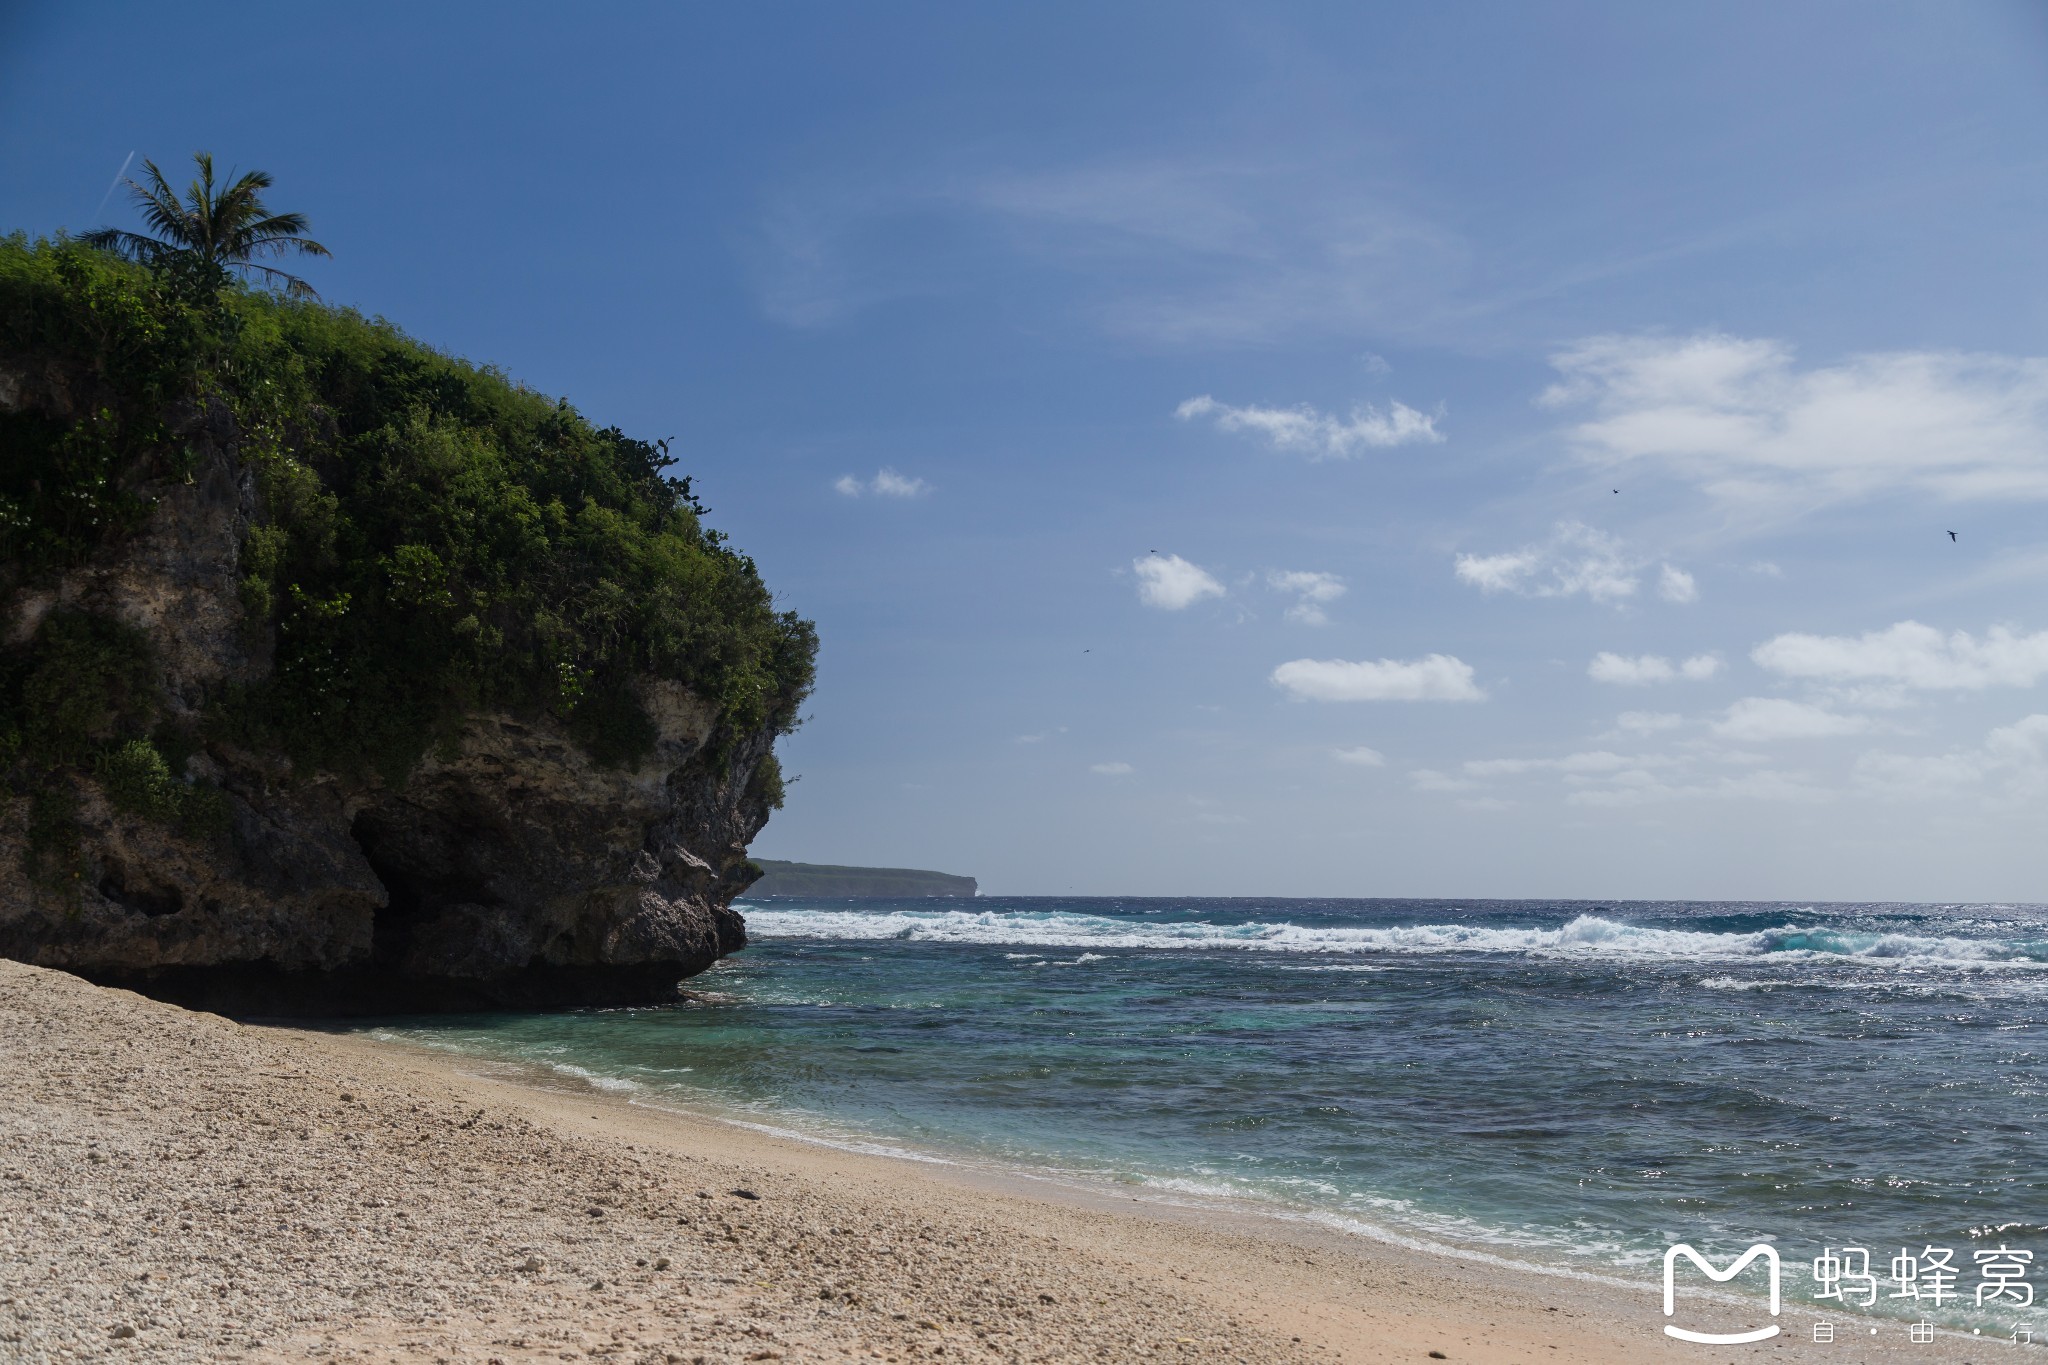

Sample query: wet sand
[0,959,1992,1362]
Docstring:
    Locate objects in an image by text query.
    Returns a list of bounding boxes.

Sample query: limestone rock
[0,363,775,1015]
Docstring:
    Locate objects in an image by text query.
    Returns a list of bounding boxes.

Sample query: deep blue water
[368,897,2048,1330]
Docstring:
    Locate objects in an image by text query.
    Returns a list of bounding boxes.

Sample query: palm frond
[222,168,275,202]
[213,172,268,234]
[244,210,314,238]
[238,261,320,300]
[78,228,169,264]
[239,222,332,259]
[129,158,197,249]
[185,153,238,260]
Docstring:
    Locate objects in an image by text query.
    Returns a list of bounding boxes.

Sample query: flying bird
[1949,531,1957,541]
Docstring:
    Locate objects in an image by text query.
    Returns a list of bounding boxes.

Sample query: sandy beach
[0,958,1998,1364]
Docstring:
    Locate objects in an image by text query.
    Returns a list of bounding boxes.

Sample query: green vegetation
[1,219,814,888]
[0,609,218,888]
[746,860,977,898]
[95,739,231,838]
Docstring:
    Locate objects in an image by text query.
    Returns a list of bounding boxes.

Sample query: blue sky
[9,2,2048,899]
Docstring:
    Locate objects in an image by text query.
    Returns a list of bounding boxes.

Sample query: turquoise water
[369,897,2048,1330]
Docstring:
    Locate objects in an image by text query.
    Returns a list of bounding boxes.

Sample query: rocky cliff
[0,237,813,1014]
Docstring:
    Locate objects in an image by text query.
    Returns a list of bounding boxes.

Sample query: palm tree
[83,151,330,299]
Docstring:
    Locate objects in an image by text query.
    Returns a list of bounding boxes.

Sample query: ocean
[367,897,2048,1332]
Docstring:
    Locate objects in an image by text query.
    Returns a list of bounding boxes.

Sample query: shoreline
[0,959,1991,1362]
[364,1031,1664,1296]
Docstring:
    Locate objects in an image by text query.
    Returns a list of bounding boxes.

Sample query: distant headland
[747,860,977,898]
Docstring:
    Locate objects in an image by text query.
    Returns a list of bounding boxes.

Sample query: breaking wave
[739,907,2048,966]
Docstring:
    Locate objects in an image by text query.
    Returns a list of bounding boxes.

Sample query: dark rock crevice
[96,856,185,918]
[351,808,505,970]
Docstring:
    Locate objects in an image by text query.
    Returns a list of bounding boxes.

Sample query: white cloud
[1811,683,1913,711]
[1177,394,1442,459]
[1439,731,1847,808]
[1452,549,1543,595]
[1454,522,1670,605]
[1587,652,1722,685]
[1013,727,1067,745]
[1089,761,1134,776]
[1853,750,1994,799]
[1855,714,2048,802]
[1752,621,2048,690]
[1270,570,1345,598]
[1271,654,1485,703]
[1358,352,1392,376]
[872,468,930,497]
[1615,711,1684,735]
[1564,768,1830,807]
[1437,730,1830,807]
[1269,570,1347,625]
[1588,653,1668,685]
[969,158,1464,345]
[1133,554,1225,610]
[1541,332,2048,504]
[1712,698,1871,742]
[1986,714,2048,766]
[836,468,931,498]
[1332,745,1386,767]
[1657,565,1699,604]
[1464,750,1644,778]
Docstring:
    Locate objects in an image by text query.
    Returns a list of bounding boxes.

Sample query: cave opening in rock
[349,810,503,970]
[96,858,184,918]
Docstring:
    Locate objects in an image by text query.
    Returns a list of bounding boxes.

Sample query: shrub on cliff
[0,232,814,882]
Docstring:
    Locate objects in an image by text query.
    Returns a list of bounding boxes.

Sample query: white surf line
[740,908,2048,965]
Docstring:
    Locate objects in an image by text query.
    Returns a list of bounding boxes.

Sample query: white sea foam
[741,907,2048,967]
[704,1115,961,1166]
[1115,1171,1656,1293]
[548,1062,641,1093]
